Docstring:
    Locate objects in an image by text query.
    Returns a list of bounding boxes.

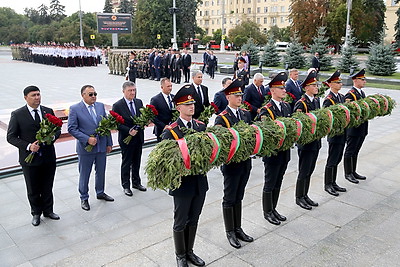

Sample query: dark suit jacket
[243,83,267,119]
[214,106,252,128]
[345,87,368,137]
[285,79,303,104]
[323,91,346,144]
[213,90,228,115]
[172,56,183,71]
[162,118,208,197]
[7,105,60,166]
[189,83,210,119]
[154,55,161,69]
[182,54,192,68]
[150,92,174,138]
[234,69,249,89]
[312,56,320,72]
[112,98,145,146]
[68,101,113,155]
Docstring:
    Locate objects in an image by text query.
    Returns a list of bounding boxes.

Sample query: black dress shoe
[345,173,359,184]
[354,172,366,180]
[186,251,205,266]
[124,188,133,196]
[235,227,254,242]
[97,193,114,201]
[264,211,281,225]
[273,209,287,221]
[333,183,347,192]
[226,231,241,248]
[176,255,188,267]
[132,184,147,192]
[43,212,60,220]
[32,215,40,226]
[81,200,90,211]
[296,197,312,210]
[304,195,318,207]
[325,185,339,196]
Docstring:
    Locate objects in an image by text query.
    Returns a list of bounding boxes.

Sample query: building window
[217,19,220,24]
[212,29,215,33]
[211,10,214,15]
[212,1,214,5]
[247,8,251,13]
[257,7,260,13]
[248,0,251,3]
[217,10,220,15]
[271,17,276,25]
[264,7,268,12]
[264,17,267,24]
[205,11,209,16]
[212,19,214,24]
[257,18,260,23]
[199,11,202,16]
[281,16,285,23]
[281,6,285,12]
[205,1,209,6]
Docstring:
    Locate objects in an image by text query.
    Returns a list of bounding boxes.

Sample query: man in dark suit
[311,52,320,73]
[190,71,210,119]
[201,50,209,74]
[322,70,347,196]
[150,78,175,142]
[207,51,217,79]
[154,51,161,81]
[162,85,208,267]
[112,82,146,196]
[258,72,292,225]
[182,48,192,83]
[213,77,231,114]
[285,69,303,109]
[7,85,61,226]
[243,72,266,120]
[215,79,254,249]
[293,70,321,210]
[68,85,114,211]
[172,52,183,84]
[344,69,368,184]
[148,48,156,80]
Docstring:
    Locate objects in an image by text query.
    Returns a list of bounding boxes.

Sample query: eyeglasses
[88,92,97,97]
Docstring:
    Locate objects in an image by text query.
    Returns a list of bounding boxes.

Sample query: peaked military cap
[237,56,247,63]
[301,70,318,88]
[172,85,196,105]
[325,70,342,83]
[269,72,288,87]
[221,79,244,95]
[350,68,366,79]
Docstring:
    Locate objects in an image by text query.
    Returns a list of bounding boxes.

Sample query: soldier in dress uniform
[162,85,208,267]
[258,72,291,225]
[214,79,254,249]
[128,52,138,84]
[293,70,321,210]
[343,68,368,184]
[233,57,249,91]
[322,70,347,196]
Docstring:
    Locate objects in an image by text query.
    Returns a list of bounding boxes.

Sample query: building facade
[384,0,399,44]
[196,0,291,36]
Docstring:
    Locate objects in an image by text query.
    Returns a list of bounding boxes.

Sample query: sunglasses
[88,92,97,97]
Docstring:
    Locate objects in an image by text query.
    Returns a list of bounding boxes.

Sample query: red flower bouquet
[85,110,124,152]
[240,101,253,111]
[25,113,63,163]
[198,102,218,125]
[284,92,296,103]
[124,105,158,144]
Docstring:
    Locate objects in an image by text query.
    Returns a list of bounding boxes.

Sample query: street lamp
[170,0,178,50]
[220,0,225,52]
[79,0,84,47]
[344,0,352,48]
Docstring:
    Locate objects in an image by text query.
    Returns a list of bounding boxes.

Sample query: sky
[0,0,105,15]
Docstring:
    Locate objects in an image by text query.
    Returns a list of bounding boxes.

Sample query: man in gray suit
[68,85,114,211]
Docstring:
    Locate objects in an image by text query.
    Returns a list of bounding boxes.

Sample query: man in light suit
[285,69,303,110]
[189,71,210,119]
[112,81,146,195]
[7,86,61,226]
[150,78,175,142]
[243,73,267,120]
[68,85,114,211]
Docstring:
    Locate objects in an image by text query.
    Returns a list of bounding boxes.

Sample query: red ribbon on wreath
[305,113,317,135]
[177,138,191,169]
[207,132,221,164]
[338,104,351,126]
[226,128,240,163]
[275,120,287,149]
[294,119,303,142]
[251,124,263,155]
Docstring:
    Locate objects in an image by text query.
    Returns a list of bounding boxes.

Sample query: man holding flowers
[7,86,61,226]
[68,85,114,211]
[112,81,146,196]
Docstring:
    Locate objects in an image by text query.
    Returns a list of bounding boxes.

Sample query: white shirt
[179,117,192,128]
[271,99,282,111]
[26,104,42,121]
[124,97,136,114]
[83,101,97,116]
[306,94,314,102]
[228,106,240,119]
[162,92,173,109]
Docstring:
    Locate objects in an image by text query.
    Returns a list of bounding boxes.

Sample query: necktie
[88,105,97,124]
[279,102,284,115]
[236,110,240,120]
[197,86,203,104]
[33,109,40,124]
[297,81,302,92]
[167,95,173,110]
[257,86,262,98]
[361,90,365,98]
[129,101,136,116]
[187,121,192,129]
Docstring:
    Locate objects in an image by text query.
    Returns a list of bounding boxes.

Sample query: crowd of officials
[7,48,370,266]
[11,43,103,67]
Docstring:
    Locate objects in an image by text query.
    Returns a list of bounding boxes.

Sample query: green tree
[229,20,267,46]
[119,0,134,15]
[212,29,222,44]
[103,0,113,13]
[176,0,200,41]
[0,7,30,44]
[24,8,41,24]
[241,38,260,65]
[50,0,66,22]
[309,26,332,70]
[394,0,400,48]
[337,30,359,73]
[38,4,50,25]
[267,26,291,42]
[261,37,280,67]
[283,35,306,69]
[366,39,397,76]
[233,35,247,47]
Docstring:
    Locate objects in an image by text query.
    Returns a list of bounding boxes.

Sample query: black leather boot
[272,188,286,221]
[324,167,339,196]
[304,179,318,207]
[295,180,311,210]
[332,166,346,192]
[344,157,359,183]
[233,202,254,242]
[185,225,205,266]
[352,156,366,180]
[222,207,241,248]
[173,230,188,267]
[262,191,280,225]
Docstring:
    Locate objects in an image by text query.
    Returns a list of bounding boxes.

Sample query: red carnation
[45,113,63,127]
[210,102,219,113]
[267,92,272,95]
[287,92,296,100]
[243,101,252,111]
[116,115,124,124]
[146,104,158,116]
[109,110,119,118]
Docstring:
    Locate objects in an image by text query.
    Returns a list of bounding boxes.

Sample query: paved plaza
[1,47,400,266]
